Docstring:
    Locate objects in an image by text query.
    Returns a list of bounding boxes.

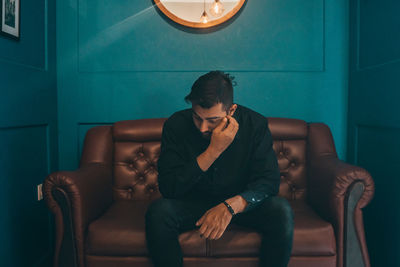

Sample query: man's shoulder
[163,108,192,134]
[167,108,191,122]
[237,104,269,127]
[236,104,272,142]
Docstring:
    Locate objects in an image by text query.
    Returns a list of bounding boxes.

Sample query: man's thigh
[146,197,218,233]
[231,196,294,232]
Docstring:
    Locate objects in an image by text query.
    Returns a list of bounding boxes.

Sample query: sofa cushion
[210,200,336,257]
[86,200,336,257]
[85,200,206,256]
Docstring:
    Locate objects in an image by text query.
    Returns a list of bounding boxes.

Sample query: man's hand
[195,203,233,240]
[208,115,239,157]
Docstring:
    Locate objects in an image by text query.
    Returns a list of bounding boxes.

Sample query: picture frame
[0,0,20,40]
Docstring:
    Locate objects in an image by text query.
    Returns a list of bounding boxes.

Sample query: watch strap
[222,201,236,216]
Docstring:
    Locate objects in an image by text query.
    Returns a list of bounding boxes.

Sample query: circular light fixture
[154,0,246,29]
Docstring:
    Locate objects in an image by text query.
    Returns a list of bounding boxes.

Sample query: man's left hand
[196,203,233,240]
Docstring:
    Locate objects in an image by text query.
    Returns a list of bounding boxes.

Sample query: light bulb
[200,11,209,24]
[210,0,225,17]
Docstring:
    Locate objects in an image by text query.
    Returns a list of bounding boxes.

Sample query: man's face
[192,103,237,140]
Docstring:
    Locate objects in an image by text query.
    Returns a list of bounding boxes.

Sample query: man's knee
[260,196,294,238]
[145,198,178,230]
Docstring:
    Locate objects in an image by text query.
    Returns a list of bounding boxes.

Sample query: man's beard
[201,131,212,140]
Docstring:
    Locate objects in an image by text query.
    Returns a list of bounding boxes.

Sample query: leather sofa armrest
[306,122,375,267]
[307,155,375,267]
[43,163,113,267]
[307,155,375,223]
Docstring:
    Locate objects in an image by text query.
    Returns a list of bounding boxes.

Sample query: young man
[145,71,294,267]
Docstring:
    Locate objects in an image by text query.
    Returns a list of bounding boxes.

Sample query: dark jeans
[145,196,294,267]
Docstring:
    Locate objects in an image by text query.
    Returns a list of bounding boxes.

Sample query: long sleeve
[238,119,280,212]
[157,120,207,199]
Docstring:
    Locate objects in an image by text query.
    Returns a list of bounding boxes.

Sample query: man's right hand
[208,115,239,157]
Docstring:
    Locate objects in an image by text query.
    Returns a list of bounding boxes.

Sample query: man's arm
[157,119,226,199]
[228,119,280,213]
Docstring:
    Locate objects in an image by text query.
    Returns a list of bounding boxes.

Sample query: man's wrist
[225,195,248,214]
[206,145,222,160]
[222,201,236,216]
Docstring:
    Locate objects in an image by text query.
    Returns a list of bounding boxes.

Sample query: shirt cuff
[239,191,269,212]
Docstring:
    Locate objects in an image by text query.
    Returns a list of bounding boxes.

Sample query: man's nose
[199,121,208,132]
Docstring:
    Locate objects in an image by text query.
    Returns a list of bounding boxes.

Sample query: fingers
[195,218,201,226]
[215,229,225,240]
[214,117,228,132]
[204,227,226,240]
[203,226,214,239]
[198,223,209,237]
[196,213,206,226]
[225,116,239,134]
[199,225,219,240]
[209,228,220,240]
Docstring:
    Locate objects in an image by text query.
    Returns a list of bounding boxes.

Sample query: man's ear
[229,104,238,116]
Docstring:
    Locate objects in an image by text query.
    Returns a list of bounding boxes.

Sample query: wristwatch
[222,201,236,216]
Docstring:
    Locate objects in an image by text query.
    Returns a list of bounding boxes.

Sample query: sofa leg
[344,182,366,267]
[52,188,79,267]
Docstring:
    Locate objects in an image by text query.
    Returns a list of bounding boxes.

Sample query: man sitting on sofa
[145,71,294,267]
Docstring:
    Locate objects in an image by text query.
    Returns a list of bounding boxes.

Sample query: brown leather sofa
[43,117,375,267]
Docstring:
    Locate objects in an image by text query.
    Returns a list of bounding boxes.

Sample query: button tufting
[128,188,133,192]
[291,162,296,167]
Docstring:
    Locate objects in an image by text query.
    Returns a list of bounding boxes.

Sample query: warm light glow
[200,11,209,23]
[157,0,244,27]
[210,0,225,17]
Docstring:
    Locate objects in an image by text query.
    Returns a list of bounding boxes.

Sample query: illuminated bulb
[200,11,209,24]
[210,0,225,17]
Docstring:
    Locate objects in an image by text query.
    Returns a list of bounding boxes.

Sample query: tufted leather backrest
[112,119,164,201]
[268,118,308,201]
[107,117,311,202]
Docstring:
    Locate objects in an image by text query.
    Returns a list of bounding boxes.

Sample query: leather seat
[211,200,336,257]
[85,200,207,257]
[85,200,335,258]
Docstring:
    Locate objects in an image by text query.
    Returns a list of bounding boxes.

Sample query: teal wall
[0,0,57,267]
[57,0,349,170]
[348,0,400,265]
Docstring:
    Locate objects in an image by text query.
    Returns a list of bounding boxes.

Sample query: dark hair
[184,71,236,111]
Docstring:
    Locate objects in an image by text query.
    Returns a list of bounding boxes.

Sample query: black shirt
[157,104,280,212]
